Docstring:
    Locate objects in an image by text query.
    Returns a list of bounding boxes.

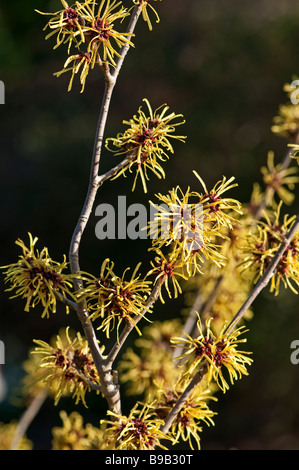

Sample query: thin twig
[74,371,103,392]
[159,362,209,435]
[106,280,163,367]
[225,212,299,335]
[97,152,135,187]
[68,5,143,415]
[9,390,48,450]
[54,292,79,312]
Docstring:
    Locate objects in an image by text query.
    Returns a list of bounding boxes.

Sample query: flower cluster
[36,0,88,52]
[0,422,33,450]
[146,173,243,303]
[77,259,152,339]
[118,320,182,398]
[154,386,216,450]
[37,0,134,91]
[118,318,220,449]
[51,410,111,450]
[106,99,186,192]
[52,411,93,450]
[146,249,188,303]
[31,328,101,406]
[101,402,173,450]
[1,233,75,318]
[260,151,299,207]
[240,203,299,295]
[172,318,253,393]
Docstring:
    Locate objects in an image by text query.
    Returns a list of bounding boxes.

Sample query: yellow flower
[84,422,115,449]
[119,320,183,398]
[0,422,33,450]
[147,248,188,303]
[54,50,92,92]
[148,184,228,276]
[101,402,174,450]
[78,260,153,339]
[37,0,135,89]
[20,350,51,402]
[51,410,111,449]
[36,0,89,52]
[193,171,242,230]
[172,318,253,393]
[31,327,101,406]
[289,143,299,165]
[245,182,268,219]
[149,186,204,251]
[240,203,299,295]
[52,411,91,450]
[118,347,181,398]
[271,79,299,140]
[106,99,186,192]
[154,386,217,450]
[147,174,242,282]
[78,0,133,67]
[260,150,299,206]
[52,410,115,450]
[1,233,75,318]
[132,0,162,31]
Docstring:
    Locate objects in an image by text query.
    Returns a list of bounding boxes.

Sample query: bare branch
[9,390,48,450]
[54,291,79,313]
[68,5,143,416]
[97,152,135,187]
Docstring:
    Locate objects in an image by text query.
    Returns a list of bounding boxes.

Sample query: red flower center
[93,18,111,40]
[63,8,78,29]
[195,337,213,359]
[133,418,148,436]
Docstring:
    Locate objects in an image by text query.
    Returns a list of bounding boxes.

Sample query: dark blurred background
[1,0,299,450]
